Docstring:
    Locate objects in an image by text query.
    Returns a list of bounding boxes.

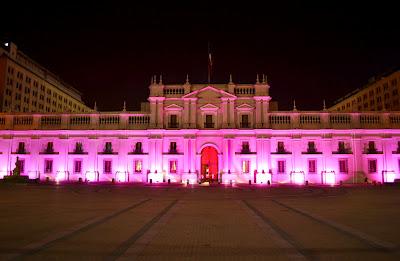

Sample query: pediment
[164,104,183,111]
[200,103,219,111]
[236,103,254,110]
[182,86,236,99]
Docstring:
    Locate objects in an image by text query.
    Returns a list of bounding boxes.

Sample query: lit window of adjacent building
[134,160,142,173]
[74,160,82,173]
[277,160,286,174]
[339,159,348,173]
[44,159,53,173]
[368,159,377,173]
[242,160,250,173]
[169,160,177,173]
[104,160,112,174]
[308,159,316,174]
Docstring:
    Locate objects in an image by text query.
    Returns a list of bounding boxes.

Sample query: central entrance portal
[201,146,219,183]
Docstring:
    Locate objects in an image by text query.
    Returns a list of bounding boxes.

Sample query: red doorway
[201,146,219,182]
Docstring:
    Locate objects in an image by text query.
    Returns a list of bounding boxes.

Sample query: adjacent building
[330,69,400,112]
[1,75,400,185]
[0,42,91,113]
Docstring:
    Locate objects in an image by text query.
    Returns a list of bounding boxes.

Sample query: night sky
[1,2,399,111]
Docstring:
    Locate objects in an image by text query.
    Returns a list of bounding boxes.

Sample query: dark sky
[1,2,399,111]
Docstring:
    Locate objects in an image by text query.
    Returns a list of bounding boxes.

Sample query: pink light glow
[86,171,97,182]
[116,171,128,182]
[382,171,396,183]
[0,171,7,179]
[257,173,271,184]
[148,172,163,183]
[291,171,305,185]
[322,171,336,185]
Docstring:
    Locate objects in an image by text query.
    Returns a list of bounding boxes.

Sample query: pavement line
[106,199,179,261]
[272,199,397,251]
[8,198,151,260]
[240,200,309,261]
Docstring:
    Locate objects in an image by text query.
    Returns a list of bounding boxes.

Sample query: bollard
[267,180,271,186]
[150,178,152,184]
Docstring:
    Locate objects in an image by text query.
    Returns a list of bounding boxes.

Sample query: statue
[12,157,21,176]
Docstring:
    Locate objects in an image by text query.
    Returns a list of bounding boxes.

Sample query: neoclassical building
[1,75,400,185]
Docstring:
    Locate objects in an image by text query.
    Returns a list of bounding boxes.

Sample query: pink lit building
[1,75,400,185]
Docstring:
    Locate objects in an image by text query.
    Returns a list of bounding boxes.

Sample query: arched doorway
[201,146,219,182]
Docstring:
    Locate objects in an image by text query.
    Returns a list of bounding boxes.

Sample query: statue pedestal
[3,175,29,183]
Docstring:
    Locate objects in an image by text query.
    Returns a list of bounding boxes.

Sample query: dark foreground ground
[0,183,400,260]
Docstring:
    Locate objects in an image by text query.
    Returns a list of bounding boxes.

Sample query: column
[183,100,190,128]
[264,138,271,172]
[256,138,263,172]
[223,138,229,173]
[262,100,269,128]
[157,99,164,128]
[150,100,157,128]
[190,99,196,128]
[255,99,261,128]
[229,100,235,128]
[148,138,156,172]
[183,138,189,173]
[222,99,228,128]
[352,135,363,183]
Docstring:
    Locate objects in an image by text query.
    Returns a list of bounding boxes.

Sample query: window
[241,114,249,128]
[17,142,26,154]
[337,141,351,154]
[368,159,377,173]
[134,160,142,173]
[367,141,377,153]
[134,142,142,154]
[74,160,82,173]
[104,142,113,153]
[18,159,25,173]
[339,159,348,173]
[308,160,316,173]
[44,159,53,173]
[205,114,214,128]
[277,141,286,153]
[169,114,178,128]
[277,160,286,173]
[104,160,112,174]
[169,142,177,153]
[169,160,177,173]
[241,141,250,153]
[242,160,250,173]
[45,142,54,154]
[307,141,317,153]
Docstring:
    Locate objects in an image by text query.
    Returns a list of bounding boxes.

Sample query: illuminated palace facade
[1,76,400,185]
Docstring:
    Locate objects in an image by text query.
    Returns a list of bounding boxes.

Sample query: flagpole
[208,42,212,84]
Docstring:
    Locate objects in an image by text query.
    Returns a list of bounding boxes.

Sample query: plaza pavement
[0,183,399,260]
